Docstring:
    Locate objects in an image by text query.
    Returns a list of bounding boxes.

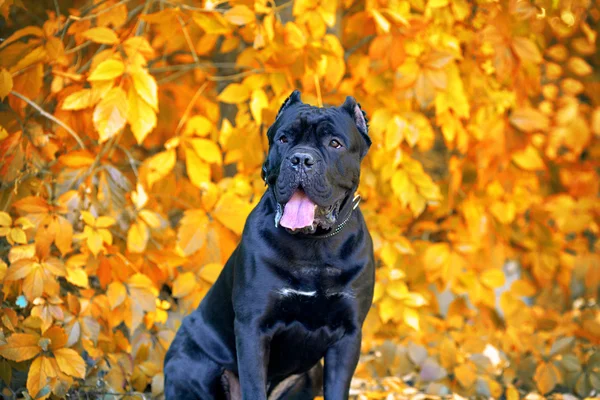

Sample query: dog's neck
[266,187,360,239]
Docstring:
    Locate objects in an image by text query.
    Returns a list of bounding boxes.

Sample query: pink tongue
[280,190,316,230]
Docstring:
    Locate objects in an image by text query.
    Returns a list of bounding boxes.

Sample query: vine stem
[10,91,86,149]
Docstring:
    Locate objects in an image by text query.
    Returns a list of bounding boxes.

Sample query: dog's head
[262,90,371,234]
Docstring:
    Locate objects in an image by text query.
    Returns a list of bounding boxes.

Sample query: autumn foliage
[0,0,599,398]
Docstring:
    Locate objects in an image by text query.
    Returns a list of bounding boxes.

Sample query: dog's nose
[290,152,315,169]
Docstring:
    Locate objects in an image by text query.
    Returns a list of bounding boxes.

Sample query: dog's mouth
[275,189,342,234]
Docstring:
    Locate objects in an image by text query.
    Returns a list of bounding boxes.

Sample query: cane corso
[164,90,374,400]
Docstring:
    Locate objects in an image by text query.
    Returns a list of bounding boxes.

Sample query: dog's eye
[329,139,342,149]
[278,136,288,144]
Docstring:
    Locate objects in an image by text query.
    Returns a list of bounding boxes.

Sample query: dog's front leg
[234,320,270,400]
[323,329,361,400]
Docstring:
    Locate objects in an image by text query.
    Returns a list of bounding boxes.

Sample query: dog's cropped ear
[341,96,371,154]
[275,90,302,121]
[267,90,302,143]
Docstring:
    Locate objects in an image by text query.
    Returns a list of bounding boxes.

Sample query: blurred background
[0,0,598,398]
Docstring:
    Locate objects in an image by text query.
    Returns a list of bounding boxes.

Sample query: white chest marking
[276,288,317,297]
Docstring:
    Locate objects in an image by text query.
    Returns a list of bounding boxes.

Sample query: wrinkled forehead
[272,104,358,141]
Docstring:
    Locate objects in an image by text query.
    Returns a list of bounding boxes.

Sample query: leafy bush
[0,0,598,398]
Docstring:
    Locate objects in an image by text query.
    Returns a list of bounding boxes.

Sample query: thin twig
[53,0,62,30]
[177,14,201,66]
[76,44,107,74]
[207,68,263,82]
[175,81,208,135]
[314,75,323,107]
[68,0,133,22]
[65,40,93,54]
[10,91,86,149]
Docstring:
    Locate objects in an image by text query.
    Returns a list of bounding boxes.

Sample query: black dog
[164,91,374,400]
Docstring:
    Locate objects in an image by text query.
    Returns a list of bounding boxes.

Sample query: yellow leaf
[212,193,253,235]
[139,210,161,229]
[146,149,176,187]
[62,89,94,110]
[192,12,231,34]
[371,10,390,33]
[88,59,125,81]
[128,86,156,144]
[0,68,13,101]
[385,116,405,150]
[9,227,26,244]
[87,229,104,256]
[510,108,550,132]
[96,216,116,228]
[54,348,86,379]
[284,22,306,48]
[428,0,449,7]
[511,279,537,297]
[506,385,520,400]
[0,260,6,281]
[512,145,545,171]
[27,356,55,400]
[127,220,149,253]
[534,361,559,394]
[82,27,119,45]
[130,66,158,110]
[0,211,11,226]
[93,87,128,142]
[567,57,592,77]
[172,272,197,298]
[183,116,213,137]
[455,362,477,388]
[480,269,505,288]
[107,281,127,309]
[512,37,542,64]
[403,307,419,330]
[66,267,88,288]
[184,146,211,188]
[177,209,209,256]
[378,297,396,323]
[224,5,255,26]
[45,37,66,61]
[0,26,43,50]
[200,263,223,283]
[386,281,408,300]
[189,138,222,165]
[217,83,250,104]
[250,89,268,125]
[0,333,40,362]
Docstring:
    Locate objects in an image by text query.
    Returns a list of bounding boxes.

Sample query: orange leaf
[199,263,223,284]
[177,209,209,256]
[93,87,128,142]
[224,5,255,26]
[510,108,550,132]
[512,37,542,64]
[62,89,94,111]
[107,281,127,310]
[54,348,86,379]
[172,272,197,298]
[212,193,254,235]
[146,149,176,187]
[82,27,119,45]
[88,59,125,81]
[217,83,250,104]
[0,333,40,362]
[0,68,13,101]
[27,355,55,399]
[512,145,545,171]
